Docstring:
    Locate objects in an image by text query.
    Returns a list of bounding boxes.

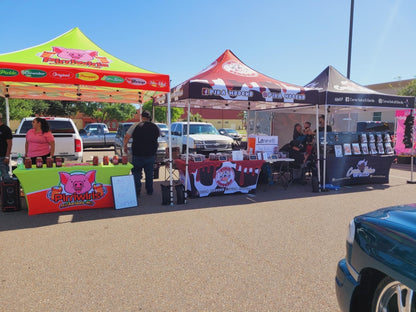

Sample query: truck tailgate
[54,135,76,155]
[11,134,76,157]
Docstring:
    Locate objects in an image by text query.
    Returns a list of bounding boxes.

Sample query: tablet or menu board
[385,142,394,154]
[369,143,378,154]
[111,175,138,209]
[352,143,361,155]
[343,143,352,156]
[334,145,343,157]
[361,143,369,155]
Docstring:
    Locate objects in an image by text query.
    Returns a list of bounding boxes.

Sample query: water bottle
[17,153,24,169]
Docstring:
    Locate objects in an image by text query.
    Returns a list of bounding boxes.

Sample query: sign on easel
[111,175,138,209]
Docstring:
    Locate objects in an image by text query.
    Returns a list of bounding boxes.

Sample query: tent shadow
[0,176,395,232]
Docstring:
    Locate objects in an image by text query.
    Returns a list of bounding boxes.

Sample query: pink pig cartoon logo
[59,170,96,194]
[53,47,98,61]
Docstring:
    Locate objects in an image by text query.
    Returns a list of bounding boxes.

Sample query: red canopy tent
[157,49,319,204]
[159,49,317,110]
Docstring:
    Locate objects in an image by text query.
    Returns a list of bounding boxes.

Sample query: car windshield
[184,124,219,135]
[157,124,168,129]
[19,120,76,134]
[225,129,238,134]
[123,123,134,133]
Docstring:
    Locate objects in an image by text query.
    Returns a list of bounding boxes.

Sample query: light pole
[347,0,354,78]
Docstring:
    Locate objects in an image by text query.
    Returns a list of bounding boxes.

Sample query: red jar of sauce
[55,157,62,167]
[24,157,32,169]
[103,156,109,165]
[93,156,99,166]
[122,155,128,165]
[46,157,53,168]
[112,155,119,165]
[36,157,43,168]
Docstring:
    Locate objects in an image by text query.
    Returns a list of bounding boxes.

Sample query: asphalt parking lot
[1,150,416,311]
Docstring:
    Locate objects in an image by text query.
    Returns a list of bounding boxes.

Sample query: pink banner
[395,109,416,155]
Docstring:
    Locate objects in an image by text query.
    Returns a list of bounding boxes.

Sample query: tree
[76,102,137,123]
[0,98,35,120]
[237,111,247,129]
[43,100,78,117]
[141,100,184,123]
[398,79,416,96]
[185,113,203,122]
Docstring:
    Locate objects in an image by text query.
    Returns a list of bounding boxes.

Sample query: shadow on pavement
[0,172,394,232]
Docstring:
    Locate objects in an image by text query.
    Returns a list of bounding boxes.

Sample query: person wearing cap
[123,110,160,197]
[0,112,12,179]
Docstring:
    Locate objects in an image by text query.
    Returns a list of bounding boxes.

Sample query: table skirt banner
[174,159,265,197]
[325,155,395,186]
[13,163,133,215]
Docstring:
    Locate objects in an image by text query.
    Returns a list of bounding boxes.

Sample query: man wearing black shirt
[0,113,12,179]
[317,114,332,132]
[124,110,160,196]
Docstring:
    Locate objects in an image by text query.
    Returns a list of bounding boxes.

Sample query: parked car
[114,122,168,163]
[218,128,242,141]
[335,204,416,311]
[155,123,169,137]
[11,117,83,164]
[79,123,116,149]
[170,122,233,154]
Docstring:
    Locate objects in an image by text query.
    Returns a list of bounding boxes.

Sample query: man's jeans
[0,157,10,179]
[131,155,156,195]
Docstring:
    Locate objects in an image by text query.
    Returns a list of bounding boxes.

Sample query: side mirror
[79,129,86,135]
[219,130,225,135]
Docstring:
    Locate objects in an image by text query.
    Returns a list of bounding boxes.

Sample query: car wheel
[371,276,415,312]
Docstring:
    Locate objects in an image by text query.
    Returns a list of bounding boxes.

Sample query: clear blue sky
[1,0,414,89]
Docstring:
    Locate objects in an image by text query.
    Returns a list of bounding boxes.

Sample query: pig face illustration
[59,171,96,194]
[53,47,98,61]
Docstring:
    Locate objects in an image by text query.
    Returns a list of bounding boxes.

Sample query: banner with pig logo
[47,170,106,209]
[13,163,134,215]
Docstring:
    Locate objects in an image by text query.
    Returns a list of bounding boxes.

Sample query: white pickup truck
[11,117,83,163]
[170,122,234,154]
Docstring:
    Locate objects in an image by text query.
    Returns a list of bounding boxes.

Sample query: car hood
[354,204,416,289]
[357,204,416,233]
[189,134,234,142]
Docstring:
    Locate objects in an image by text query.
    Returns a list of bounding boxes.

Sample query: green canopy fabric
[0,27,169,104]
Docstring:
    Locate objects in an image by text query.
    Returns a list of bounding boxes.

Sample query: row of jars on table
[92,155,128,166]
[24,155,129,168]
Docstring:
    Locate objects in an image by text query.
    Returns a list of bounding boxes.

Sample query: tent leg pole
[5,97,11,176]
[183,98,191,204]
[167,92,175,205]
[315,105,321,191]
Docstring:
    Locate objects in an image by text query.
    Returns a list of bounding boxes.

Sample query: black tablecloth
[324,155,395,186]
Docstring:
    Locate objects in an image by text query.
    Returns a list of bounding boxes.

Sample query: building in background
[179,108,244,130]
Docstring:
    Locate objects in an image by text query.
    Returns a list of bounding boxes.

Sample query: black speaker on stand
[1,177,21,212]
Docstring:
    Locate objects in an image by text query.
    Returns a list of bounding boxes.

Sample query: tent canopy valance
[157,49,318,110]
[0,27,170,104]
[304,65,414,109]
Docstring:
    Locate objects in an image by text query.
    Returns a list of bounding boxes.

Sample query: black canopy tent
[304,65,415,188]
[157,49,319,204]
